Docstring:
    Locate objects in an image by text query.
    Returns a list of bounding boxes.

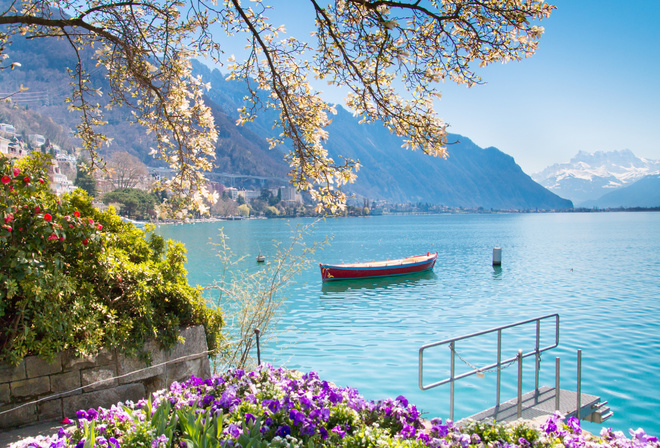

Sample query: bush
[0,153,223,365]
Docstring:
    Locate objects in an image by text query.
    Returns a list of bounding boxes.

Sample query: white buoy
[492,247,502,266]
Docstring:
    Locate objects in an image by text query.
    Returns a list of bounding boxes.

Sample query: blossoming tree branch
[0,0,554,213]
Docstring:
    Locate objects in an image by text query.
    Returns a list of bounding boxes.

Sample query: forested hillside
[0,39,572,210]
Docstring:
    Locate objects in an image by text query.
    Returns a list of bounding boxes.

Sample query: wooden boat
[320,252,437,282]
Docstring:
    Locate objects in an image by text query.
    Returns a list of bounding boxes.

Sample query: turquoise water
[156,213,660,436]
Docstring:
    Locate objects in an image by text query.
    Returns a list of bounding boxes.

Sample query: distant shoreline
[141,206,660,226]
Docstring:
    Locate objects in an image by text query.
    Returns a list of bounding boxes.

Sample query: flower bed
[12,365,659,448]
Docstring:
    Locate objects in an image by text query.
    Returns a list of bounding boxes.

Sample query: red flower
[88,218,94,225]
[82,238,89,245]
[61,417,71,425]
[35,206,40,213]
[69,224,74,228]
[1,175,10,184]
[44,213,52,222]
[5,226,11,232]
[12,167,20,177]
[48,233,58,241]
[38,178,44,184]
[4,213,13,224]
[59,236,65,241]
[23,176,29,183]
[74,211,80,218]
[18,227,22,231]
[97,224,103,230]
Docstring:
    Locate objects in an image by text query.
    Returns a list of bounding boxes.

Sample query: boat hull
[320,253,437,282]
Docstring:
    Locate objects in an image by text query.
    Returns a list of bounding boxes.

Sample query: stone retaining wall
[0,325,211,429]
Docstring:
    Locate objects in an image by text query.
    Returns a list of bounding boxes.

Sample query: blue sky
[218,1,660,174]
[435,0,660,173]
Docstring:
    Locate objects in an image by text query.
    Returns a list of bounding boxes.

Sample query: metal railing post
[535,320,541,392]
[496,329,502,406]
[450,341,455,421]
[517,350,523,419]
[577,349,582,419]
[555,357,560,410]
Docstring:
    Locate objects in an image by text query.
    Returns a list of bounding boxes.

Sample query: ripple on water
[158,213,660,435]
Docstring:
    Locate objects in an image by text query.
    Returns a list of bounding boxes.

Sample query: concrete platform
[464,386,604,423]
[0,420,68,447]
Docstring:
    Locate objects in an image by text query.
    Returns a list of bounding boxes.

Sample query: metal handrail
[418,313,560,420]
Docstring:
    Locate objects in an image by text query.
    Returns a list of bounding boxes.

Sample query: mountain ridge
[0,39,573,210]
[193,60,572,210]
[532,149,660,206]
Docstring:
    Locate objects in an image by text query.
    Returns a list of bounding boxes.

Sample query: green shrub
[0,153,223,365]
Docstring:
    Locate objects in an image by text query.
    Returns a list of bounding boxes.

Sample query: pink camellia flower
[38,178,44,184]
[69,224,74,228]
[44,213,52,222]
[97,224,103,230]
[48,233,58,241]
[1,175,10,184]
[18,227,22,231]
[5,226,11,232]
[82,238,89,245]
[88,218,94,225]
[35,206,41,213]
[74,211,80,218]
[12,167,20,177]
[59,236,65,241]
[4,213,13,224]
[64,215,70,220]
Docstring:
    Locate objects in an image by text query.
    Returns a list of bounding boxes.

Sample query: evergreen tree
[74,163,97,197]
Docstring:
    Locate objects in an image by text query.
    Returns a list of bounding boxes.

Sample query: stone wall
[0,325,211,429]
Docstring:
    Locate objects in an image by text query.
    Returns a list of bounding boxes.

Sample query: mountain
[194,61,572,210]
[321,108,571,209]
[0,37,572,210]
[580,174,660,209]
[532,150,660,206]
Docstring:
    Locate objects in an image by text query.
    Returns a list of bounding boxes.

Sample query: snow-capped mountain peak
[531,150,660,206]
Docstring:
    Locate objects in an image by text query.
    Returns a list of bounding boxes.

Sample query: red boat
[320,252,437,282]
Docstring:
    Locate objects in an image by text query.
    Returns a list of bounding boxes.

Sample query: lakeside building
[238,189,261,202]
[279,186,303,205]
[28,133,46,147]
[0,123,16,138]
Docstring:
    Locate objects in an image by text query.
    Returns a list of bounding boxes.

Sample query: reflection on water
[321,271,437,295]
[492,265,503,280]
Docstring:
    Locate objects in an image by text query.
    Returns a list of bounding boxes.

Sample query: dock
[419,314,613,426]
[464,386,612,424]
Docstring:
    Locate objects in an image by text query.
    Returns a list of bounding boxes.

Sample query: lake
[156,212,660,436]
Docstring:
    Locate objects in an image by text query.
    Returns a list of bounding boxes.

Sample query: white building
[0,136,10,156]
[279,186,302,205]
[238,189,261,202]
[0,123,16,137]
[224,187,239,200]
[28,133,46,147]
